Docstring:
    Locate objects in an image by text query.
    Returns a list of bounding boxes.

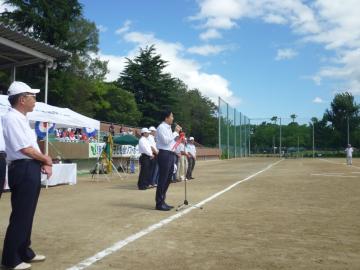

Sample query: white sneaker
[12,262,32,270]
[30,254,46,262]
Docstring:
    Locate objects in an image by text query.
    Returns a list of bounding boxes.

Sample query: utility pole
[279,117,282,158]
[312,121,315,158]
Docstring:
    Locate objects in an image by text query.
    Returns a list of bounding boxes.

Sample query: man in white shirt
[138,128,153,190]
[155,109,181,211]
[2,81,52,270]
[345,144,354,165]
[0,116,6,198]
[186,137,197,180]
[148,126,159,187]
[176,136,188,181]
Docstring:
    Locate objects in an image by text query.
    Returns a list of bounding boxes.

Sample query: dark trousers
[138,154,152,189]
[2,159,41,268]
[0,157,6,198]
[186,157,196,179]
[156,150,175,206]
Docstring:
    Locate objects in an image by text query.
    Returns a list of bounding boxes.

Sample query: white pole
[11,66,16,82]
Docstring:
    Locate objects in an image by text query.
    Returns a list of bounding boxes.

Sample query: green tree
[324,92,360,147]
[0,0,109,117]
[93,82,141,125]
[118,45,177,126]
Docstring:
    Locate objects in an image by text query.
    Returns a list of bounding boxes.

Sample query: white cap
[149,126,156,131]
[189,137,194,141]
[8,81,40,96]
[141,128,150,134]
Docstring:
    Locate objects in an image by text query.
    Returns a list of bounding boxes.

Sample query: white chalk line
[66,159,284,270]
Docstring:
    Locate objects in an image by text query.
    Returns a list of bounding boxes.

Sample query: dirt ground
[0,157,359,270]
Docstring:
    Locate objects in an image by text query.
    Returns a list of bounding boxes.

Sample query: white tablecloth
[3,163,77,190]
[42,163,77,187]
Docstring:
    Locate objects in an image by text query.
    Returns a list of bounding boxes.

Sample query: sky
[3,0,360,121]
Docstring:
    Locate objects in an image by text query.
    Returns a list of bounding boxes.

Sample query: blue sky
[79,0,360,121]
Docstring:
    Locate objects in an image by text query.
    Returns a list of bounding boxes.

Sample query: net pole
[239,112,242,157]
[248,118,251,156]
[312,121,315,158]
[279,117,282,158]
[234,109,237,158]
[218,97,221,158]
[227,103,229,159]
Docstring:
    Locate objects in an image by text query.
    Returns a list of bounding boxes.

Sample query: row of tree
[251,92,360,152]
[0,0,217,146]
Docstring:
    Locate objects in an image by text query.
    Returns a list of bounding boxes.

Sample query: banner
[113,145,140,158]
[89,143,106,158]
[35,121,55,139]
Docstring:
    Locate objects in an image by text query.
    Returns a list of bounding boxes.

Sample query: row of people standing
[137,125,197,190]
[137,127,159,190]
[173,136,196,182]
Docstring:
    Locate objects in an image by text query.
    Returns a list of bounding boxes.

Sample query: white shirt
[345,147,353,157]
[147,134,158,153]
[0,116,5,151]
[138,136,153,157]
[2,108,41,161]
[175,143,185,155]
[156,122,178,151]
[187,144,196,158]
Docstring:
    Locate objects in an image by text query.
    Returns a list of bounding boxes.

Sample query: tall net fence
[218,97,250,159]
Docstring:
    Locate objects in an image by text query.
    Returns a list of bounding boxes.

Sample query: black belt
[0,151,6,159]
[159,149,175,155]
[10,159,40,165]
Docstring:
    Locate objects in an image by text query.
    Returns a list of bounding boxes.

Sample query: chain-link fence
[250,116,360,158]
[218,97,250,159]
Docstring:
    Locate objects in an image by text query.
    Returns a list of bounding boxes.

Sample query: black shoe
[190,177,195,179]
[164,203,174,209]
[155,204,171,211]
[138,187,147,190]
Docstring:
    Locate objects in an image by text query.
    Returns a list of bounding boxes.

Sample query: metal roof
[0,22,71,69]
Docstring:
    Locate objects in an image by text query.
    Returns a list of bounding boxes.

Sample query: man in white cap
[186,137,197,180]
[138,128,153,190]
[148,126,159,187]
[2,81,52,270]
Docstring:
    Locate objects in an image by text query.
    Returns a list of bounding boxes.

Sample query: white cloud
[98,31,240,105]
[263,14,287,25]
[97,24,108,33]
[192,0,360,94]
[115,20,132,35]
[275,48,298,61]
[96,52,127,82]
[313,97,325,103]
[199,29,222,41]
[0,0,15,13]
[187,44,226,56]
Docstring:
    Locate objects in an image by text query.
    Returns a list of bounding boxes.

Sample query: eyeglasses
[24,93,36,98]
